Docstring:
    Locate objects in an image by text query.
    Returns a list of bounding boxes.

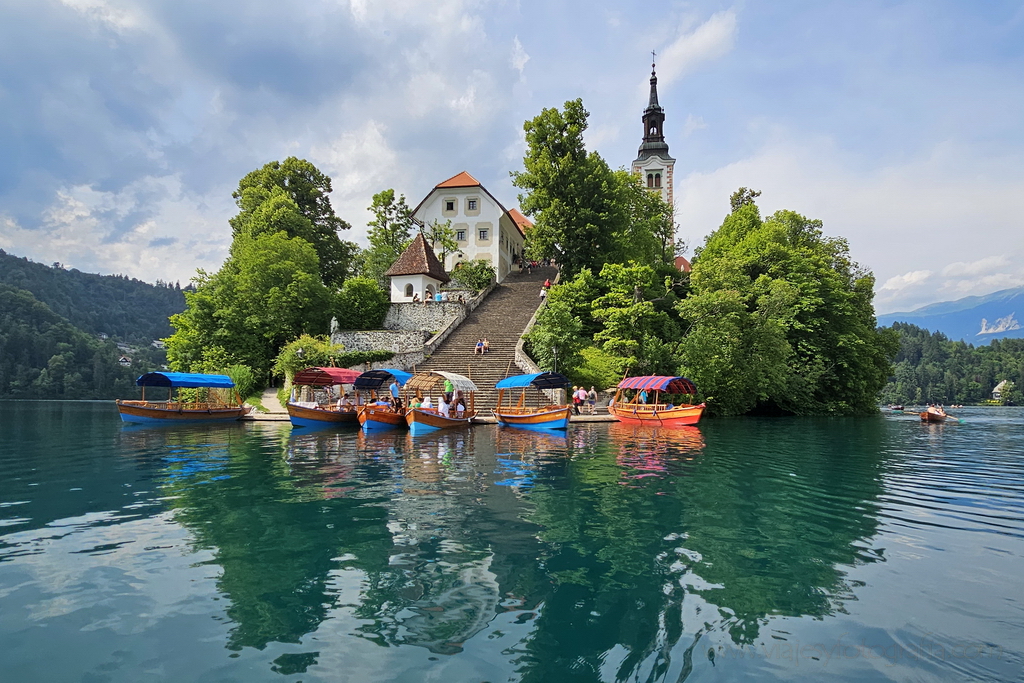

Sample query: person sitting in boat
[455,399,466,417]
[438,398,451,418]
[422,395,432,410]
[410,396,422,409]
[638,389,648,404]
[337,393,351,409]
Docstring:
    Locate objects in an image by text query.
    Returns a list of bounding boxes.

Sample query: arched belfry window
[404,283,414,297]
[647,173,654,188]
[654,174,662,188]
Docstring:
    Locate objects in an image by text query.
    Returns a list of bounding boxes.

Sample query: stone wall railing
[514,268,561,402]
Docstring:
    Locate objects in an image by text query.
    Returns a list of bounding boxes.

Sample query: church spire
[647,54,662,110]
[637,55,669,160]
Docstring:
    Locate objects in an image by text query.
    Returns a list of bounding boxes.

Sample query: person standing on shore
[587,386,598,414]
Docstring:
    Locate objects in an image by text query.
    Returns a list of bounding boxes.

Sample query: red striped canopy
[292,367,361,386]
[618,376,698,394]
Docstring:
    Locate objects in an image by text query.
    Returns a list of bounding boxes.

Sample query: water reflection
[2,406,941,681]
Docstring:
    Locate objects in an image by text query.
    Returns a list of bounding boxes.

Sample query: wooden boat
[609,376,705,427]
[494,372,572,430]
[116,372,248,424]
[403,371,478,435]
[920,407,948,423]
[286,367,361,428]
[353,369,413,431]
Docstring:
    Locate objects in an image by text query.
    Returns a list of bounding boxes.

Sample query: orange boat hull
[920,411,947,423]
[287,403,359,427]
[609,403,705,427]
[493,405,572,430]
[405,408,476,435]
[358,405,407,430]
[116,400,247,424]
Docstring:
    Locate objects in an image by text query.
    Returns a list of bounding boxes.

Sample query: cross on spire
[651,49,657,71]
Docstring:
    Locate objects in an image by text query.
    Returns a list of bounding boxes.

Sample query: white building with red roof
[411,171,529,283]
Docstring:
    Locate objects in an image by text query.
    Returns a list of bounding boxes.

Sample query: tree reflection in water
[155,419,887,680]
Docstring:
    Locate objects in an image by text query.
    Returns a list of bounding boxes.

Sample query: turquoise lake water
[1,402,1022,682]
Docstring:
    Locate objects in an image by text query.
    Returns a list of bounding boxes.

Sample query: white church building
[411,171,530,283]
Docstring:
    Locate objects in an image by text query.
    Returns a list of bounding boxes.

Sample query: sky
[1,0,1022,314]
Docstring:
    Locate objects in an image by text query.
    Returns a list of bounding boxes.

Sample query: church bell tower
[631,58,675,212]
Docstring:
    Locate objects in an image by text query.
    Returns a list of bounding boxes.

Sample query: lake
[1,402,1022,682]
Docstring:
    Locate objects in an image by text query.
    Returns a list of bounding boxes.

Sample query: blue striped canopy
[136,372,235,388]
[353,369,413,390]
[617,376,698,394]
[495,372,570,390]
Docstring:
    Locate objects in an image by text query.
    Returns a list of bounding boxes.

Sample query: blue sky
[1,0,1022,313]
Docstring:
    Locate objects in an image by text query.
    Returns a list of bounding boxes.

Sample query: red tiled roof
[435,171,481,188]
[508,208,533,232]
[675,256,692,273]
[384,233,450,283]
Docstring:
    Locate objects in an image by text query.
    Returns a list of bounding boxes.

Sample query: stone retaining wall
[331,281,497,372]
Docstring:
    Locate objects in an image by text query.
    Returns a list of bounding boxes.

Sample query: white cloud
[880,270,933,292]
[674,136,1024,313]
[941,255,1010,277]
[656,10,737,87]
[683,114,707,137]
[511,36,529,79]
[0,176,233,285]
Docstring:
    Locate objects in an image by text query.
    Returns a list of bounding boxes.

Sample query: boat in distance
[403,371,478,435]
[608,376,705,427]
[286,367,361,428]
[493,372,573,430]
[116,372,248,424]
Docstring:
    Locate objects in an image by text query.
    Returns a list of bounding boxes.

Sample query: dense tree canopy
[880,322,1024,405]
[678,202,896,415]
[231,157,357,288]
[0,249,184,342]
[0,284,154,398]
[167,231,332,378]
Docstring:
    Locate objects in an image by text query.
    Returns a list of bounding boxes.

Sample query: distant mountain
[877,286,1024,343]
[0,249,186,343]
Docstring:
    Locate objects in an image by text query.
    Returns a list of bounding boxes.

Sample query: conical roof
[384,233,450,283]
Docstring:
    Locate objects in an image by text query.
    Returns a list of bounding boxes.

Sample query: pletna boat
[493,372,572,430]
[116,372,248,424]
[403,371,478,435]
[608,376,705,427]
[286,366,362,428]
[354,369,413,431]
[920,407,948,423]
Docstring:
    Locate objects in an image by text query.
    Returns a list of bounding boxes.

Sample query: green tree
[231,157,357,288]
[361,189,414,285]
[677,196,896,415]
[167,232,333,378]
[449,260,495,291]
[511,99,624,277]
[591,262,681,375]
[609,170,676,266]
[421,218,459,267]
[333,277,390,330]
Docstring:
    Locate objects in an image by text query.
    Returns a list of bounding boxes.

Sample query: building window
[468,199,477,211]
[445,200,455,212]
[478,229,489,241]
[647,173,654,188]
[654,173,661,188]
[456,230,466,241]
[404,283,414,297]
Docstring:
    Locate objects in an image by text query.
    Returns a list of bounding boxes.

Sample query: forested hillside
[0,284,158,398]
[880,322,1024,405]
[0,249,185,343]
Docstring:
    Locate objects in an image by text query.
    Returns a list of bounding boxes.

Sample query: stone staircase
[414,266,556,411]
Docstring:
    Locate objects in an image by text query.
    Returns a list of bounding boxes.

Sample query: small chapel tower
[631,58,675,212]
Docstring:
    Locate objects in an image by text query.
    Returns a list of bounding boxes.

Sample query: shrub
[334,277,389,330]
[450,260,495,291]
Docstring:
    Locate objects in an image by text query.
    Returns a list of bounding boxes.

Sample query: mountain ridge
[877,286,1024,343]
